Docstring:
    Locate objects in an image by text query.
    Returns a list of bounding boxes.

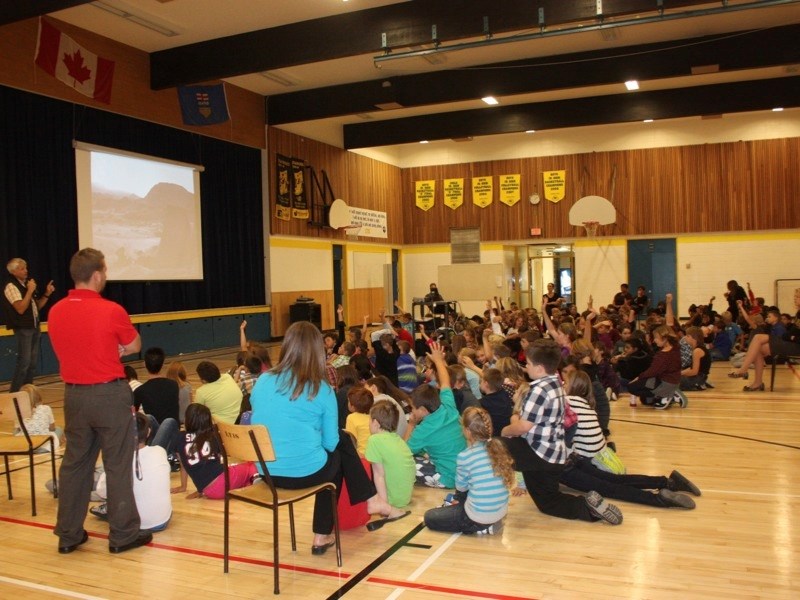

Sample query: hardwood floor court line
[406,531,460,581]
[701,489,800,499]
[0,575,108,600]
[609,419,800,450]
[368,577,539,600]
[324,522,426,599]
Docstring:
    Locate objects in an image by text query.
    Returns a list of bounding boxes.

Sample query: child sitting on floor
[404,342,466,488]
[424,406,515,535]
[171,403,256,499]
[365,400,415,511]
[346,387,374,456]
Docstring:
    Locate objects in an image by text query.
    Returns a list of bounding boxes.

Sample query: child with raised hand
[171,403,256,499]
[345,387,374,456]
[365,400,415,512]
[405,341,466,488]
[424,406,515,535]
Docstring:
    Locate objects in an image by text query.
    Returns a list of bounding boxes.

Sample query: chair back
[0,391,32,432]
[216,422,276,464]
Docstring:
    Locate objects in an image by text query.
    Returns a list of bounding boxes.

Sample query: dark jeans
[591,380,610,436]
[144,415,178,453]
[424,496,490,533]
[55,380,141,547]
[270,430,376,535]
[502,437,594,521]
[10,327,40,392]
[560,458,669,507]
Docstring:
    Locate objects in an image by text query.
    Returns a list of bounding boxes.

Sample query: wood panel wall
[347,287,386,327]
[0,18,265,149]
[268,128,404,245]
[270,290,334,337]
[400,138,800,244]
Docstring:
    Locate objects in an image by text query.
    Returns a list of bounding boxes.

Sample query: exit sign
[530,227,542,236]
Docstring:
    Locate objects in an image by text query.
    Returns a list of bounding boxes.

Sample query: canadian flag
[35,19,115,104]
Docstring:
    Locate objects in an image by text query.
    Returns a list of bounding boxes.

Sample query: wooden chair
[0,391,58,516]
[769,354,800,391]
[215,422,341,595]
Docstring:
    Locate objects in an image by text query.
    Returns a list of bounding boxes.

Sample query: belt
[65,378,126,387]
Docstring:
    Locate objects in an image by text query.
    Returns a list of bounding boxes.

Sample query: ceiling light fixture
[625,80,639,91]
[482,96,499,105]
[258,70,300,87]
[773,107,784,112]
[420,140,429,144]
[525,130,536,134]
[643,119,654,123]
[91,1,179,37]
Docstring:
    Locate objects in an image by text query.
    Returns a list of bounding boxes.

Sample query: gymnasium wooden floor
[2,352,799,599]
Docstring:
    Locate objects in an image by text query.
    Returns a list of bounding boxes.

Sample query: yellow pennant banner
[443,178,464,210]
[499,174,521,207]
[472,176,493,208]
[543,170,566,202]
[415,180,436,211]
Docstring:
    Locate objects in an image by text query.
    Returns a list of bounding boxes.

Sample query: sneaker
[606,441,617,452]
[629,394,638,407]
[674,390,689,409]
[654,396,673,410]
[704,382,715,389]
[668,470,701,496]
[658,488,696,509]
[45,479,57,495]
[585,491,623,525]
[475,519,504,535]
[250,474,263,486]
[90,503,109,521]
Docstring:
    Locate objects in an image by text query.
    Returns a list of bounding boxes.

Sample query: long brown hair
[166,361,188,387]
[565,369,595,409]
[272,321,327,400]
[461,407,516,489]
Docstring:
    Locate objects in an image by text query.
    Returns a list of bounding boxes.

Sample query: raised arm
[737,299,756,329]
[239,320,248,351]
[583,309,595,343]
[541,299,559,339]
[665,292,675,327]
[429,341,450,390]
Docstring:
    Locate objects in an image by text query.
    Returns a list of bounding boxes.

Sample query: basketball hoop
[582,220,599,237]
[343,225,362,239]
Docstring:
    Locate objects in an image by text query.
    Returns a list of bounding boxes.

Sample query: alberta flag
[178,84,230,126]
[35,19,115,104]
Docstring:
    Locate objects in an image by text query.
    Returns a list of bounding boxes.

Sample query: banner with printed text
[275,154,291,220]
[415,180,436,211]
[499,174,521,206]
[349,207,387,238]
[472,176,493,208]
[291,158,308,219]
[543,170,566,203]
[443,178,464,210]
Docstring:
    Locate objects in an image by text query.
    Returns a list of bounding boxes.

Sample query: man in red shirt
[49,248,151,554]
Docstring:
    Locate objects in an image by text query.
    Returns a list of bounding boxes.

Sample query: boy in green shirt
[404,342,466,488]
[366,400,415,509]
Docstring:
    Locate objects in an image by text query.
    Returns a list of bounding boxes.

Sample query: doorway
[508,245,574,309]
[627,239,677,309]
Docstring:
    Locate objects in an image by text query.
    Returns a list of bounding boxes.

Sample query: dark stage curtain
[0,85,264,321]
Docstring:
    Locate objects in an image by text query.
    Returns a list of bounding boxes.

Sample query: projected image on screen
[75,143,204,281]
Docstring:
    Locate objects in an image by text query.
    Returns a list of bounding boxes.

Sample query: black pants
[560,459,669,507]
[271,430,376,535]
[502,437,594,521]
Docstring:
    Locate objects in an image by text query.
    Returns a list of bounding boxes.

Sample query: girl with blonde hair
[423,406,515,535]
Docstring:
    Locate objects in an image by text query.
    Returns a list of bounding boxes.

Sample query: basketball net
[582,220,599,237]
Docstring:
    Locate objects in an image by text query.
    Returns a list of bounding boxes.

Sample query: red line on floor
[1,515,532,599]
[368,576,538,600]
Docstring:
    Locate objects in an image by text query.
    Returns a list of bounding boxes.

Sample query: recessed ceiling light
[773,107,784,112]
[419,140,429,144]
[643,119,654,123]
[525,130,536,134]
[482,96,499,105]
[625,80,639,91]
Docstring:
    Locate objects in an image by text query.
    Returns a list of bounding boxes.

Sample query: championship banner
[275,154,291,221]
[415,180,436,211]
[443,178,464,210]
[543,170,566,203]
[472,176,493,208]
[499,174,521,206]
[291,158,308,219]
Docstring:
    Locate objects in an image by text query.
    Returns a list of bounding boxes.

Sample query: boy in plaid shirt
[501,339,622,525]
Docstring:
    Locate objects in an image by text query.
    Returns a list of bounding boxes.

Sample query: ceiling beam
[342,77,800,148]
[150,0,714,89]
[268,25,800,125]
[0,0,94,26]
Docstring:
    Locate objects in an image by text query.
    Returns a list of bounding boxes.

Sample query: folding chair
[770,354,800,391]
[0,391,58,516]
[215,422,341,594]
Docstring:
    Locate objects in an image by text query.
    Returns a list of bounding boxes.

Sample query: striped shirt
[457,441,509,524]
[519,374,568,464]
[565,395,606,459]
